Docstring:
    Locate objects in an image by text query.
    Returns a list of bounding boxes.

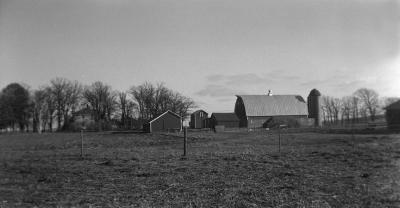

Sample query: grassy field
[0,130,400,207]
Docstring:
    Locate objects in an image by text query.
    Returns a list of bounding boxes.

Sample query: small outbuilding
[210,113,240,129]
[143,110,182,133]
[385,100,400,129]
[190,110,209,129]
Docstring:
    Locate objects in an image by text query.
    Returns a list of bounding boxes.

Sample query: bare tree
[49,78,82,131]
[359,106,369,122]
[321,104,327,125]
[341,96,352,125]
[43,86,56,132]
[354,88,379,121]
[130,82,155,121]
[322,96,333,124]
[321,96,342,125]
[331,98,341,124]
[130,82,196,123]
[63,80,82,129]
[83,81,116,131]
[117,91,136,129]
[168,91,196,120]
[50,78,68,130]
[32,88,47,133]
[351,96,360,123]
[154,83,170,116]
[118,92,128,128]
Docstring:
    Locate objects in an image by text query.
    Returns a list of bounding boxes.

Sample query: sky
[1,0,399,113]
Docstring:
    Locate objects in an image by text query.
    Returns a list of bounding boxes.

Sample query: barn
[143,110,182,133]
[234,94,309,128]
[210,113,239,129]
[385,100,400,129]
[190,110,209,129]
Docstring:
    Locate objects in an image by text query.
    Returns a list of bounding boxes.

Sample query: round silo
[307,89,322,127]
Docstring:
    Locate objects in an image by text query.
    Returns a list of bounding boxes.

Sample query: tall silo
[307,89,322,127]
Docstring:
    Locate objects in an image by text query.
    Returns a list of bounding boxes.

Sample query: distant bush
[98,120,114,131]
[263,117,301,129]
[69,120,96,131]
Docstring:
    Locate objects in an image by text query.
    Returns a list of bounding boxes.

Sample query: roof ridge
[385,100,400,109]
[149,110,181,123]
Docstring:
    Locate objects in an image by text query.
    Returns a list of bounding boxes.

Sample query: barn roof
[236,95,308,117]
[211,113,239,122]
[385,100,400,110]
[149,110,181,123]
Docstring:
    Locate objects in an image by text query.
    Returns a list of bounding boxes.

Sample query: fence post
[351,128,355,150]
[80,129,84,158]
[183,127,187,158]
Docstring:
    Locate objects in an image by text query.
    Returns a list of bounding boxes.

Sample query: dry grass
[0,131,400,207]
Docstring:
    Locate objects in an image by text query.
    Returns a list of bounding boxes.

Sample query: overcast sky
[1,0,399,112]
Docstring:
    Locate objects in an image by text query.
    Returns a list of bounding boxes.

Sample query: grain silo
[307,89,322,127]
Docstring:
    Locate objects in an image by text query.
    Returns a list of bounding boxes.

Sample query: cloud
[300,79,329,87]
[225,73,270,85]
[199,73,271,97]
[195,84,244,97]
[206,74,224,82]
[265,70,301,80]
[335,80,367,91]
[201,72,307,97]
[206,73,275,85]
[217,97,235,103]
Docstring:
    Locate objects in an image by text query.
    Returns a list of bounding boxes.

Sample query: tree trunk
[33,118,37,133]
[57,114,62,131]
[49,117,53,132]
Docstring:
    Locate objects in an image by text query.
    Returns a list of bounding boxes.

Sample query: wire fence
[200,122,400,135]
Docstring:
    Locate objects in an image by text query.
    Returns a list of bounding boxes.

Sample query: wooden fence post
[183,127,187,158]
[351,128,355,149]
[277,125,287,154]
[80,129,84,158]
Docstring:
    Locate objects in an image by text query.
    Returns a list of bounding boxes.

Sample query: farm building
[385,100,400,129]
[190,110,209,129]
[210,113,240,129]
[143,110,182,133]
[307,89,322,127]
[234,94,310,128]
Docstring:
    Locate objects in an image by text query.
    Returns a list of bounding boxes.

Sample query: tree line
[0,78,196,132]
[321,88,399,125]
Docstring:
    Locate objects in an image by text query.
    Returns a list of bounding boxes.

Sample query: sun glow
[379,55,400,96]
